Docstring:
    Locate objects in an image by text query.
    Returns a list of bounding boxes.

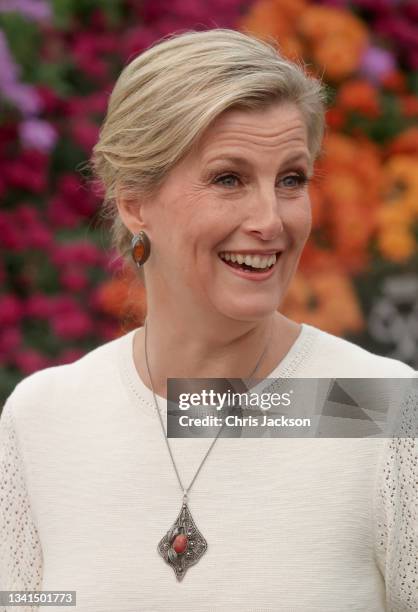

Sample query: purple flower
[19,118,57,152]
[0,0,51,22]
[4,82,42,113]
[359,45,396,84]
[0,30,19,84]
[0,31,42,114]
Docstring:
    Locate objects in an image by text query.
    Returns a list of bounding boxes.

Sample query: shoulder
[1,329,134,424]
[304,323,416,378]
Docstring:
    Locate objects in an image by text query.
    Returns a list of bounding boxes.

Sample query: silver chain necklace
[144,318,272,581]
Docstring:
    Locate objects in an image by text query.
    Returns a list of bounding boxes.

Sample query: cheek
[288,196,312,243]
[296,195,312,240]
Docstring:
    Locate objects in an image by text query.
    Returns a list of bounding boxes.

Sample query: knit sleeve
[0,396,43,603]
[374,376,418,612]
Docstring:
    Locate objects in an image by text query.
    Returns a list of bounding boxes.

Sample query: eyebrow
[205,151,311,168]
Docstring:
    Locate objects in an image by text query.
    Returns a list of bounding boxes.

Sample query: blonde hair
[91,28,329,275]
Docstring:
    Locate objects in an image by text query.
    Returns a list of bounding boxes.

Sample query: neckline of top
[117,322,319,419]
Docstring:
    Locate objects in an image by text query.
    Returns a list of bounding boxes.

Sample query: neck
[134,309,301,399]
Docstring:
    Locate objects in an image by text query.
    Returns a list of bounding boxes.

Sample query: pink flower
[56,173,98,216]
[51,240,102,267]
[14,348,50,375]
[59,269,89,292]
[13,203,39,225]
[0,124,18,155]
[0,210,26,251]
[0,174,5,199]
[47,195,81,229]
[28,222,53,250]
[71,119,100,153]
[95,319,121,341]
[54,346,86,365]
[11,206,53,250]
[36,85,66,114]
[0,294,24,326]
[51,309,93,340]
[122,25,159,58]
[5,150,48,193]
[24,293,55,319]
[0,327,22,353]
[49,295,80,316]
[66,91,109,117]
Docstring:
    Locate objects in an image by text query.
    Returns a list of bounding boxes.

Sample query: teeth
[219,252,278,269]
[252,255,261,267]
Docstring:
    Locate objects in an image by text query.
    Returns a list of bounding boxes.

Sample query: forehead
[197,103,308,158]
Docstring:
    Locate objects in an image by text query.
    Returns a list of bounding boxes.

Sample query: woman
[0,29,416,612]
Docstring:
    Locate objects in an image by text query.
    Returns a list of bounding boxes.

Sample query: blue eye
[281,173,309,188]
[212,171,309,189]
[213,174,240,187]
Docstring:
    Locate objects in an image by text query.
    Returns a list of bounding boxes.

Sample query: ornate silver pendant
[157,501,208,581]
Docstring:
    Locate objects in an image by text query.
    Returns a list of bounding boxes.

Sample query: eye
[213,173,241,188]
[280,172,309,189]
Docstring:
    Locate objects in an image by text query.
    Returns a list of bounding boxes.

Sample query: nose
[242,187,284,241]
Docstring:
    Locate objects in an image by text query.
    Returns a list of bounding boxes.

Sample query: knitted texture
[0,398,43,611]
[374,382,418,611]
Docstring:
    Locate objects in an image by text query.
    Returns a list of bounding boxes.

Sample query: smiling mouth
[218,252,280,273]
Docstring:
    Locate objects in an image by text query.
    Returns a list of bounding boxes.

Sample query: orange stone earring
[131,231,151,267]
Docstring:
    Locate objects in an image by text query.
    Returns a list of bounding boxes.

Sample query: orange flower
[377,227,416,263]
[381,155,418,216]
[320,133,381,191]
[96,272,147,324]
[313,35,368,81]
[386,127,418,157]
[381,70,407,94]
[400,94,418,118]
[298,6,368,80]
[323,171,364,205]
[278,35,305,60]
[96,277,130,318]
[282,269,364,336]
[326,107,346,130]
[298,242,341,274]
[298,6,363,44]
[337,79,380,118]
[321,132,359,167]
[239,0,309,60]
[239,0,293,40]
[310,132,382,272]
[376,203,414,229]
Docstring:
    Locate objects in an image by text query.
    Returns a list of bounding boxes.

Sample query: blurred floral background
[0,0,417,404]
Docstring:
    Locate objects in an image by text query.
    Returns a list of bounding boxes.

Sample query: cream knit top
[0,323,417,612]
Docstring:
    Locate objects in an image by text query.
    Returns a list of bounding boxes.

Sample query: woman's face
[141,102,312,322]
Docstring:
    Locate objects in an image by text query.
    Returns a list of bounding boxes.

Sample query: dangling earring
[131,231,151,267]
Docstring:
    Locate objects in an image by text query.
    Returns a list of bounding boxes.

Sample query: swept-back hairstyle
[91,28,328,274]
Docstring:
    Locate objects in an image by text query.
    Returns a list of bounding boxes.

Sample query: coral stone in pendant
[158,502,208,581]
[172,534,188,554]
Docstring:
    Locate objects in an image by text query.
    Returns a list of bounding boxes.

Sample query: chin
[216,297,281,322]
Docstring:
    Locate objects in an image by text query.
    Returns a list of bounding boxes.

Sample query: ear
[115,185,147,235]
